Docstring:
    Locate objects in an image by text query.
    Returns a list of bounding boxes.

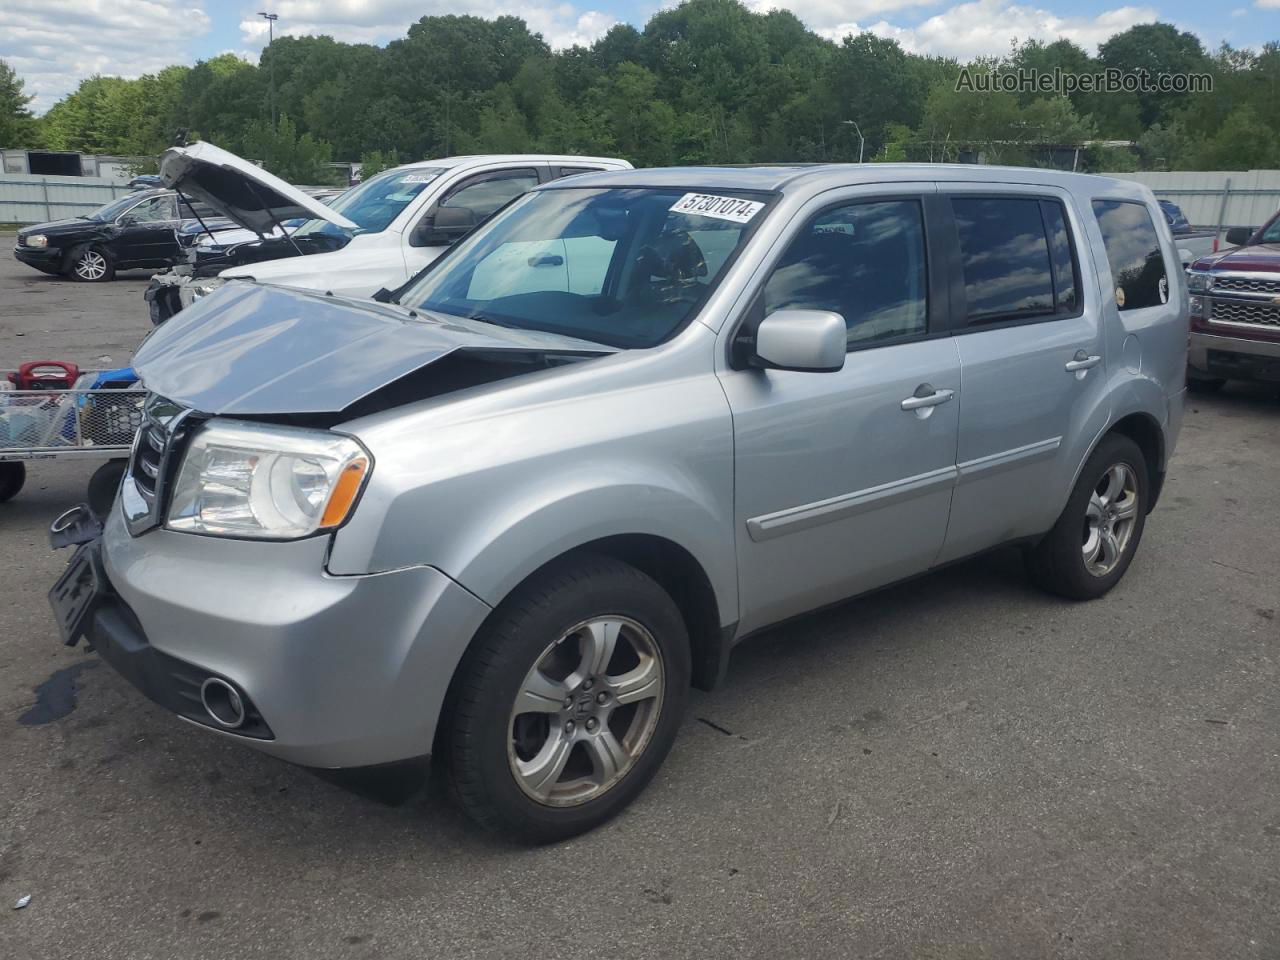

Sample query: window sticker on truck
[669,193,764,224]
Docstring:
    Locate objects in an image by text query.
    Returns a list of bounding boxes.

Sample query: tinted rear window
[952,197,1055,325]
[1092,199,1169,310]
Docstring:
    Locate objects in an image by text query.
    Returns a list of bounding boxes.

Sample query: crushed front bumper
[84,505,492,768]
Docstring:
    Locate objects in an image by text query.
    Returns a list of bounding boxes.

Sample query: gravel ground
[1,247,1278,960]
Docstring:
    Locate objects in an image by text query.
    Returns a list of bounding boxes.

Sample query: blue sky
[2,0,1276,114]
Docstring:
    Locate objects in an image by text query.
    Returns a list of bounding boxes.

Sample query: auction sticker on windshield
[670,193,764,224]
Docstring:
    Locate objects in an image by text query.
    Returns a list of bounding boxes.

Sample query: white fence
[0,175,137,225]
[1100,170,1280,232]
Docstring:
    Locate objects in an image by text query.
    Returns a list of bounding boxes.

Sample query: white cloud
[744,0,940,30]
[0,0,211,113]
[237,0,615,51]
[810,0,1157,58]
[1256,0,1280,8]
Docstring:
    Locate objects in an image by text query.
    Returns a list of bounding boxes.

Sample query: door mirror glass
[1225,226,1252,246]
[117,214,137,227]
[753,309,846,372]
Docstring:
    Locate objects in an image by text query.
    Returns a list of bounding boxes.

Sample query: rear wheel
[66,244,114,282]
[0,462,26,502]
[1027,434,1148,600]
[445,555,690,842]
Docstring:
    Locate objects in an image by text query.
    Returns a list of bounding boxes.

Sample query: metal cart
[1,367,145,506]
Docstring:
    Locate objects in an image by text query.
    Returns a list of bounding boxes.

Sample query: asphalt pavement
[1,246,1278,959]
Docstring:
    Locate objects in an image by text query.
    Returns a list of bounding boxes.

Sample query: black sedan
[13,190,220,282]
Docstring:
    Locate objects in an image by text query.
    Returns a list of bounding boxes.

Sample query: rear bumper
[98,506,493,768]
[1189,331,1280,382]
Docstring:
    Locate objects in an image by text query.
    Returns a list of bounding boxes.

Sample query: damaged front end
[132,281,612,425]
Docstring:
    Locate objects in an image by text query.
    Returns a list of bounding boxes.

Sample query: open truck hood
[160,141,357,237]
[131,282,611,416]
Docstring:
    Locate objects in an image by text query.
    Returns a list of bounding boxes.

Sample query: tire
[444,554,691,842]
[1186,376,1225,394]
[0,462,26,502]
[87,459,128,518]
[66,244,115,282]
[1027,434,1148,601]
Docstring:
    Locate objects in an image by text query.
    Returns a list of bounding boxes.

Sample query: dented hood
[131,282,610,416]
[160,141,357,236]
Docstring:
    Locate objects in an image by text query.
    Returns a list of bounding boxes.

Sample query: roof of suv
[537,163,1142,195]
[393,154,630,171]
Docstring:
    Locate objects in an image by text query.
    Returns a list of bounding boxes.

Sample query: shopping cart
[1,362,145,506]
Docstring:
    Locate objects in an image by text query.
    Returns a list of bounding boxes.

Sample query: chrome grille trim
[1213,275,1280,295]
[1209,298,1280,332]
[122,394,193,536]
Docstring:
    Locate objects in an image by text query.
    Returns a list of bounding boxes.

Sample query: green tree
[0,59,40,148]
[241,114,336,184]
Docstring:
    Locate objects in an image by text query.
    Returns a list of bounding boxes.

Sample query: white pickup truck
[146,141,630,322]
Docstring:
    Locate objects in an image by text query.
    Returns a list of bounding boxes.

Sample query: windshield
[399,187,769,348]
[293,166,445,239]
[91,194,148,222]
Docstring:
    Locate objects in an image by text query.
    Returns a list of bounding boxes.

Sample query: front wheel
[1027,434,1148,600]
[444,555,690,842]
[66,244,115,282]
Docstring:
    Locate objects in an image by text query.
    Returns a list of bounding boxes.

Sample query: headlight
[167,420,370,540]
[178,276,227,308]
[25,234,48,248]
[1186,271,1211,292]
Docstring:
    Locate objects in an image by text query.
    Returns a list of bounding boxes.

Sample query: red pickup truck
[1186,216,1280,391]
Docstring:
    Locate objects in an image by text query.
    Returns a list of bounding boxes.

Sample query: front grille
[123,394,191,533]
[1210,299,1280,330]
[1212,276,1280,295]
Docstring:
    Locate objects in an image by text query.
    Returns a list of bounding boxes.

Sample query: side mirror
[118,214,138,227]
[410,205,477,247]
[753,309,846,373]
[1225,226,1253,247]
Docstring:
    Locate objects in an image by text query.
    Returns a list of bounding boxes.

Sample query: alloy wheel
[74,250,107,280]
[1082,462,1139,577]
[507,616,665,807]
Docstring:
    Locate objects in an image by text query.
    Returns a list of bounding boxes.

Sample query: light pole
[259,11,278,128]
[842,119,865,163]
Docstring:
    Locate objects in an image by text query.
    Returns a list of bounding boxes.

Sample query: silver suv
[49,165,1188,841]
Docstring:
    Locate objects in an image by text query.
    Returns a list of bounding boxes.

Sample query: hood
[131,282,611,416]
[160,141,356,237]
[20,218,95,236]
[1201,242,1280,273]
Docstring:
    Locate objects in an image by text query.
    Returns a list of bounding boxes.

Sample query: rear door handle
[900,384,955,411]
[1065,352,1101,372]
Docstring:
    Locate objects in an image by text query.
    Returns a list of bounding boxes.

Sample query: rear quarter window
[1092,199,1169,310]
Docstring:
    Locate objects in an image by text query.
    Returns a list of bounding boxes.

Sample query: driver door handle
[900,384,955,411]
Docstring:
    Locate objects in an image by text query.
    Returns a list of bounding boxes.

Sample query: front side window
[1092,199,1169,311]
[127,195,176,222]
[400,187,766,348]
[439,170,541,221]
[763,199,928,346]
[294,166,446,238]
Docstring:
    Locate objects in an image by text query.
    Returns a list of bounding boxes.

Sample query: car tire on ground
[0,462,26,502]
[1026,433,1149,601]
[444,554,690,843]
[87,459,128,518]
[1186,376,1226,393]
[65,244,115,282]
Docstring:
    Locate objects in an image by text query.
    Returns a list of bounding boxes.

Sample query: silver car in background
[50,164,1188,841]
